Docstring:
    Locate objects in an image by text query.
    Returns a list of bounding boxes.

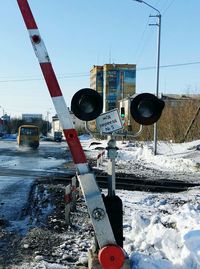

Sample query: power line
[138,61,200,71]
[153,0,176,16]
[162,0,176,16]
[0,73,89,83]
[131,0,176,67]
[134,17,150,63]
[0,60,199,84]
[131,0,159,64]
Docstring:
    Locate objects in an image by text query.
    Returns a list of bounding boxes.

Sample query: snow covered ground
[121,189,200,269]
[82,138,200,175]
[1,137,200,268]
[83,137,200,269]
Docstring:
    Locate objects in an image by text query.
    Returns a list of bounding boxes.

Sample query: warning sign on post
[96,109,123,134]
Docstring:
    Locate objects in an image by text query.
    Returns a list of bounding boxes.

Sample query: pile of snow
[117,144,198,173]
[120,189,200,269]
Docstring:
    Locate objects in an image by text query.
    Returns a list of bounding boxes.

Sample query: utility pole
[133,0,161,155]
[150,13,161,155]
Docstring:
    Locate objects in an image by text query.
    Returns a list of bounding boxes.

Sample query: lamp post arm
[143,1,160,14]
[135,0,160,14]
[132,0,160,15]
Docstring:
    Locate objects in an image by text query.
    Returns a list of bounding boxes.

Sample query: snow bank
[83,138,200,173]
[121,190,200,269]
[117,142,200,173]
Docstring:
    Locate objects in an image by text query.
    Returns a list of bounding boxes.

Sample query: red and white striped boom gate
[17,1,125,268]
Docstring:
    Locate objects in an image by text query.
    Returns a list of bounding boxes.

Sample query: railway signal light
[71,88,103,121]
[130,93,165,125]
[120,107,125,119]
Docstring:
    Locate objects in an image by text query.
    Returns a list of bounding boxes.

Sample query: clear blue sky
[0,0,200,118]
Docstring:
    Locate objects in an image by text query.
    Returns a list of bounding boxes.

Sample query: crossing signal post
[71,89,165,268]
[71,89,126,268]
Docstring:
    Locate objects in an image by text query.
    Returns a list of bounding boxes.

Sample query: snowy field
[1,137,200,268]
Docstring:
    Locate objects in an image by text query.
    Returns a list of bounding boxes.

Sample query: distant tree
[4,118,23,134]
[4,118,51,135]
[39,120,52,136]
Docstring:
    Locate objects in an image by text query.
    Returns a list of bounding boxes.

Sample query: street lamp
[132,0,161,155]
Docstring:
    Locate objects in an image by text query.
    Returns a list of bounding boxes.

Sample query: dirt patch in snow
[0,180,94,269]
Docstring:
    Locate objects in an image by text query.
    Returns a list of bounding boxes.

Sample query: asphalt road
[0,140,73,224]
[0,140,69,159]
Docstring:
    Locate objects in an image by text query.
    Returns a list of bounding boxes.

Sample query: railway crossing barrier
[17,2,121,266]
[17,2,165,268]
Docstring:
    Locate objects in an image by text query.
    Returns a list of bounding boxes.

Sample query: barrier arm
[16,1,126,267]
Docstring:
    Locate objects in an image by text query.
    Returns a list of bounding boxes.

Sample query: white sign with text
[96,109,123,134]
